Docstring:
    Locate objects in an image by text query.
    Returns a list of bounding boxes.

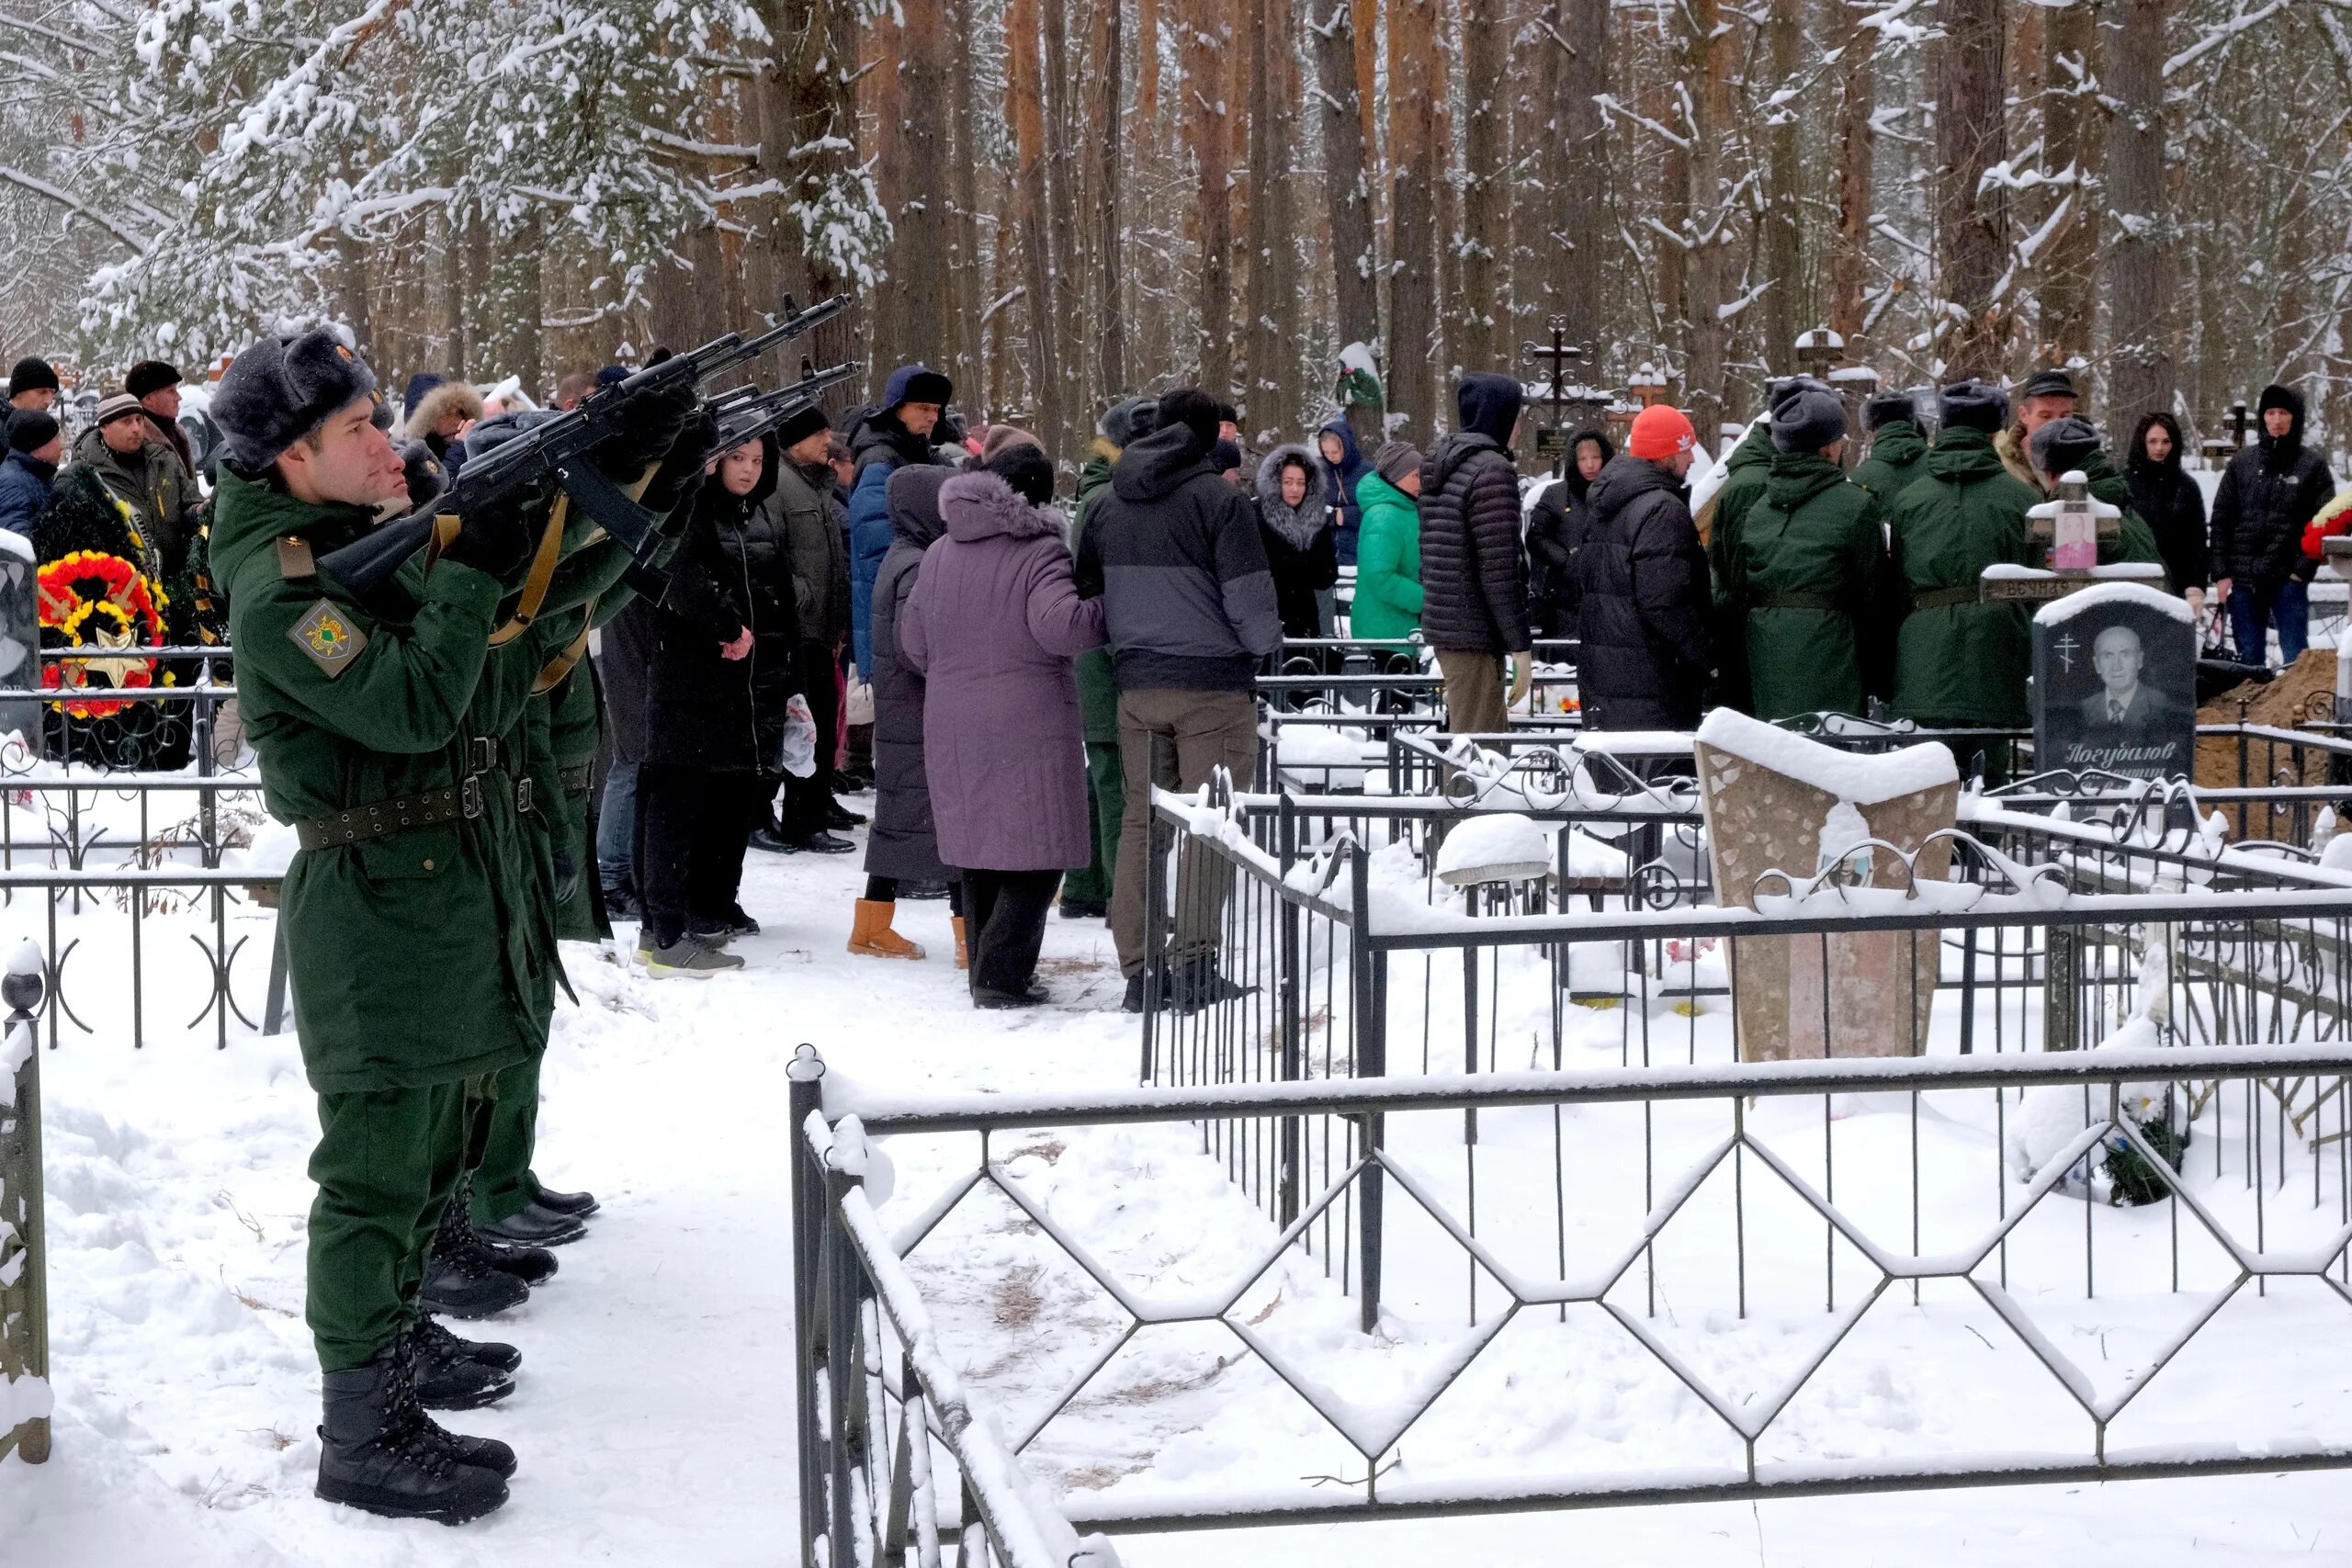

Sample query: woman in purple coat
[902,442,1107,1007]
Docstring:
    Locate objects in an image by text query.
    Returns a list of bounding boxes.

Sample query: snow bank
[220,817,298,879]
[2032,580,2195,626]
[1695,707,1958,805]
[1274,725,1369,790]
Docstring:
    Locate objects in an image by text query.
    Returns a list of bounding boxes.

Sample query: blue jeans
[2229,578,2309,667]
[596,761,639,886]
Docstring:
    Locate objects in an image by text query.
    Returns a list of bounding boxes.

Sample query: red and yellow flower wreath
[38,550,174,719]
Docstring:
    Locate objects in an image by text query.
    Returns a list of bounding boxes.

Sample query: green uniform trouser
[309,1076,488,1371]
[469,1051,545,1226]
[1059,741,1125,908]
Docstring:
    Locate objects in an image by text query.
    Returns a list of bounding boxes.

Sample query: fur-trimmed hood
[1254,442,1330,550]
[403,380,483,442]
[939,469,1066,545]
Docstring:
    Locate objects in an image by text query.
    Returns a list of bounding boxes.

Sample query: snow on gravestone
[1693,710,1960,1062]
[2031,582,2196,783]
[0,528,36,755]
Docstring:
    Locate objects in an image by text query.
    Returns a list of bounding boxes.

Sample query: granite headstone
[2032,582,2196,782]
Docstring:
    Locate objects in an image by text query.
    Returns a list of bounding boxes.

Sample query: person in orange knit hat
[1573,403,1713,732]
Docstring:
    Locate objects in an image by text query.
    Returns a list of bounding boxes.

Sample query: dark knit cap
[1374,440,1422,487]
[393,438,448,508]
[2018,368,2078,404]
[7,412,57,454]
[1158,388,1223,453]
[1770,381,1849,453]
[1210,438,1244,474]
[2029,414,2103,479]
[212,330,379,472]
[774,403,831,450]
[1213,400,1239,428]
[401,371,445,419]
[1455,372,1524,446]
[593,364,630,390]
[1939,379,2008,435]
[1098,395,1158,450]
[125,360,181,400]
[880,363,953,412]
[986,442,1056,506]
[1863,391,1917,434]
[7,358,57,398]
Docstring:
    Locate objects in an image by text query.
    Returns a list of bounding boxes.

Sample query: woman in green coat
[1351,441,1425,641]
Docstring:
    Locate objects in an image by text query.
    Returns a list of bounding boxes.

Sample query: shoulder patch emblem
[288,599,368,677]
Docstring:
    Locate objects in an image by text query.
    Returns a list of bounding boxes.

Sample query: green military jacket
[1713,450,1890,722]
[1886,428,2042,728]
[1850,421,1928,509]
[1697,418,1774,547]
[213,466,635,1092]
[1071,448,1120,744]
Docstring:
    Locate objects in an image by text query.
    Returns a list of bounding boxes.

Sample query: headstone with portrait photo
[2031,582,2197,782]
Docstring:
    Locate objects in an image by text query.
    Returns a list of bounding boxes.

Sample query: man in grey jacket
[1076,387,1283,1011]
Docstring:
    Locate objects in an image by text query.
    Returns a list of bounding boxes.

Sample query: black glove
[642,408,721,519]
[588,376,701,484]
[439,492,537,580]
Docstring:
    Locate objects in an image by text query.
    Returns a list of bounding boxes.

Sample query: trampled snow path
[6,825,2352,1563]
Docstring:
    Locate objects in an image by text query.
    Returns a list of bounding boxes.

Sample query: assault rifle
[316,293,851,605]
[710,360,859,450]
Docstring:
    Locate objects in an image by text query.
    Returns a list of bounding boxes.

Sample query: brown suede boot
[848,899,926,959]
[951,915,969,971]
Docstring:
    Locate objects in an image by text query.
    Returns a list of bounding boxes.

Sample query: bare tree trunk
[1043,0,1086,453]
[1936,0,2010,382]
[1554,0,1607,361]
[896,0,951,364]
[1091,0,1127,399]
[2102,0,2170,430]
[1313,0,1383,436]
[1387,0,1439,434]
[2034,0,2096,369]
[1460,0,1509,373]
[1827,7,1877,353]
[1185,0,1236,392]
[754,0,864,409]
[947,0,982,400]
[1243,0,1280,432]
[1646,17,1688,376]
[1434,0,1465,384]
[1682,0,1731,442]
[1007,0,1063,432]
[1759,4,1803,373]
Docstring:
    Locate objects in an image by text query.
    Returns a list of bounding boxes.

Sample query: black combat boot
[421,1186,531,1319]
[316,1343,510,1523]
[529,1184,599,1218]
[403,1316,518,1410]
[477,1201,588,1247]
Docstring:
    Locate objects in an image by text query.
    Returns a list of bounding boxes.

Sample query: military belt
[294,736,531,850]
[1911,585,1980,611]
[560,762,594,793]
[1752,591,1841,612]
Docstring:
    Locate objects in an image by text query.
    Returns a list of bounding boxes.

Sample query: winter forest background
[0,0,2341,460]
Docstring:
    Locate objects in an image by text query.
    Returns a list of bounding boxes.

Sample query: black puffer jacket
[2125,412,2208,595]
[2211,384,2336,590]
[865,467,952,882]
[1418,421,1530,655]
[1573,454,1713,730]
[643,436,799,772]
[1525,427,1614,636]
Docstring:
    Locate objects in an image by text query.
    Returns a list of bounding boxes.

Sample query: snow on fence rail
[797,1034,2352,1540]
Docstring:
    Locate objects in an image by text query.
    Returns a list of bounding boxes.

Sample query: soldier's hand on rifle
[641,408,723,519]
[589,377,701,484]
[439,491,537,580]
[1507,651,1533,710]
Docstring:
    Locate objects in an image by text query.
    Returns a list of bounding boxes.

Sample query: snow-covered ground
[7,809,2352,1563]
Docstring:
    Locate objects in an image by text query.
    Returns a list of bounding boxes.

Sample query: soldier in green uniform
[1850,392,1931,508]
[209,332,698,1522]
[2026,415,2169,587]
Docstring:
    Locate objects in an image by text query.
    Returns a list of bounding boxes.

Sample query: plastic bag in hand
[776,693,818,778]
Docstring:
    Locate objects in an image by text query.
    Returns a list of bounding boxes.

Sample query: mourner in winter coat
[848,363,955,677]
[1075,389,1280,1001]
[1061,397,1155,919]
[635,435,797,960]
[2210,382,2335,666]
[2126,412,2209,598]
[68,396,201,583]
[770,408,859,850]
[1575,427,1713,732]
[1316,418,1373,565]
[1419,372,1531,734]
[904,449,1107,1006]
[1255,444,1339,640]
[1850,394,1930,508]
[403,380,484,479]
[854,464,956,962]
[1351,442,1425,642]
[0,413,58,538]
[1524,429,1613,637]
[1711,384,1891,722]
[1995,368,2079,492]
[1886,383,2041,728]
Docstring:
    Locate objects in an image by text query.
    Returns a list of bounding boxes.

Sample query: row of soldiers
[1704,374,2165,731]
[203,330,701,1522]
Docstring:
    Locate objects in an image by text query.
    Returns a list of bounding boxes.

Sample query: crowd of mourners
[12,339,2342,1010]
